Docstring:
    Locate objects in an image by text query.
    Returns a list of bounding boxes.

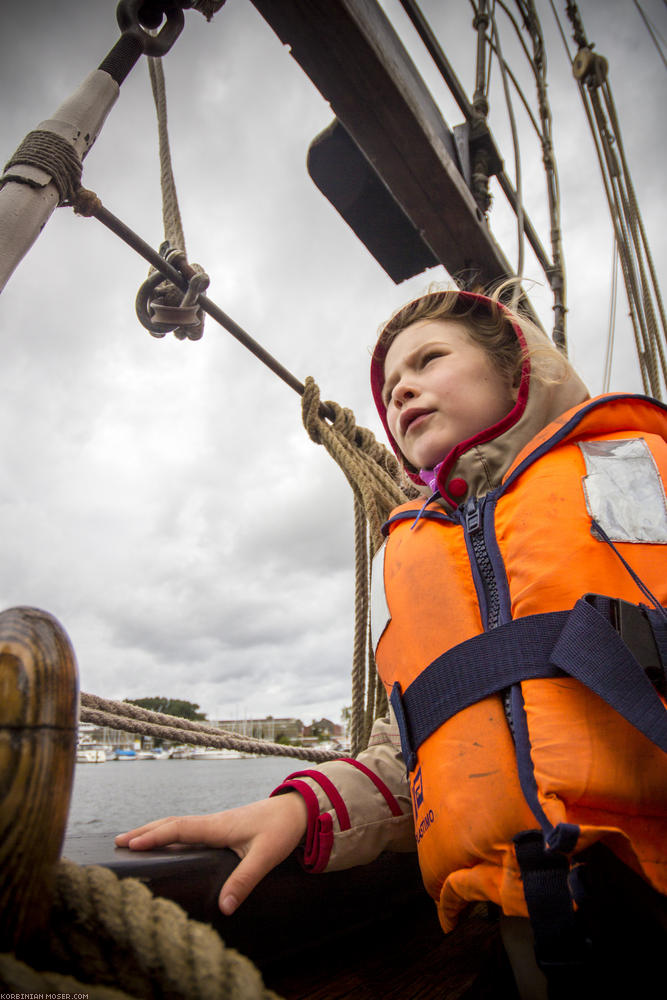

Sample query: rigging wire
[403,0,558,333]
[519,0,567,350]
[547,0,574,63]
[633,0,667,71]
[562,2,667,399]
[488,4,525,300]
[480,0,567,344]
[602,238,619,393]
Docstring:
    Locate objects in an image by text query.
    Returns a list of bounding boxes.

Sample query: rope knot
[72,187,103,218]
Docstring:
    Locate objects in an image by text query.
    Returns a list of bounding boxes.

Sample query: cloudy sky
[0,0,665,727]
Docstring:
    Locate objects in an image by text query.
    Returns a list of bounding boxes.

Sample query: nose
[391,378,416,407]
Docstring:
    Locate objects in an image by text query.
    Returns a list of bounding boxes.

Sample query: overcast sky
[0,0,665,727]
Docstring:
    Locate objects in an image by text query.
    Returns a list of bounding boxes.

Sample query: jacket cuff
[271,759,404,873]
[270,778,335,872]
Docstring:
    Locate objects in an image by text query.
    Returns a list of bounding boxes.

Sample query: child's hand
[114,792,308,915]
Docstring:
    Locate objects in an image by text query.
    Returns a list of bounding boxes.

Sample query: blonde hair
[376,283,569,388]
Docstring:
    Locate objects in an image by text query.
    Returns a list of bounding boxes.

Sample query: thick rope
[80,693,345,763]
[0,952,133,1000]
[148,55,186,255]
[1,130,82,203]
[3,859,281,1000]
[301,377,415,753]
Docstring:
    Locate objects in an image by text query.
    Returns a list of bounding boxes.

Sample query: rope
[79,693,345,763]
[1,130,82,203]
[148,56,187,255]
[487,0,567,348]
[489,7,524,308]
[602,238,619,393]
[301,377,415,753]
[564,2,667,399]
[144,54,208,340]
[517,0,567,350]
[2,859,282,1000]
[633,0,667,71]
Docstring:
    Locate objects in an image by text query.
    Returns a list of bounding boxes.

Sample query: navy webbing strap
[646,607,667,692]
[513,831,587,976]
[391,600,667,772]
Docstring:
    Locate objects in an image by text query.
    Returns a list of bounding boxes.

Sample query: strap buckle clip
[583,593,663,692]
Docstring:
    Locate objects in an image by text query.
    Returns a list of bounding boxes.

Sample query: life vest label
[412,765,424,813]
[579,438,667,543]
[416,808,435,843]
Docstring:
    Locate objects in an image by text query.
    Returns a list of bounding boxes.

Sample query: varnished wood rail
[0,606,78,955]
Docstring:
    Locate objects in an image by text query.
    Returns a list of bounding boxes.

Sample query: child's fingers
[114,817,175,846]
[217,843,274,916]
[117,815,218,850]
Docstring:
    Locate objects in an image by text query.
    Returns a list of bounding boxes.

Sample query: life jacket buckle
[583,593,664,693]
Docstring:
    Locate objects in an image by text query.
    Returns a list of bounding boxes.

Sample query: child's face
[383,319,517,471]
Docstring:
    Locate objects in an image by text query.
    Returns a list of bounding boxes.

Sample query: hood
[371,290,590,508]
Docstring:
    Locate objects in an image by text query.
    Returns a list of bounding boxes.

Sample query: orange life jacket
[374,395,667,935]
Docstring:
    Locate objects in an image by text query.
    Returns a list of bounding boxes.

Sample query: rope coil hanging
[301,377,416,754]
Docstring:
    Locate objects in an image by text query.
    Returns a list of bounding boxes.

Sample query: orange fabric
[376,398,667,933]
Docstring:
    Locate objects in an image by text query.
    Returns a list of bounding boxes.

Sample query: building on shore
[214,716,305,743]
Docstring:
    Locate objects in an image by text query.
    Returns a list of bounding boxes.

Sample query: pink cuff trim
[271,779,333,873]
[283,769,351,831]
[337,758,404,817]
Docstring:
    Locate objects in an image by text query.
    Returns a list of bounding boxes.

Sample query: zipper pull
[465,496,481,533]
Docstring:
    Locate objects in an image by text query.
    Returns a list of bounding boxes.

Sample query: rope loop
[136,242,210,340]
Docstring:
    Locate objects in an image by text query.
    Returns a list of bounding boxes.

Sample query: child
[117,288,667,999]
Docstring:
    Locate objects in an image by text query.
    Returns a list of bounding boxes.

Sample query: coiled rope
[1,859,281,1000]
[301,377,416,755]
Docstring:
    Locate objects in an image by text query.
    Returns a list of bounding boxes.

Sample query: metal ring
[116,1,186,57]
[135,271,173,337]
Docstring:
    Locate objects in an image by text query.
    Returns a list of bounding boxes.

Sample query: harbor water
[66,756,295,840]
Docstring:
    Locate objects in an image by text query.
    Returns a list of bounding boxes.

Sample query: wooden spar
[247,0,519,291]
[0,606,78,955]
[0,72,120,294]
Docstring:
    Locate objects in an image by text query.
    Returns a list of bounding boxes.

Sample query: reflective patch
[370,543,391,650]
[579,438,667,543]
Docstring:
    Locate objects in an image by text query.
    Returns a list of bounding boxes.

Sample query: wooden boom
[248,0,516,289]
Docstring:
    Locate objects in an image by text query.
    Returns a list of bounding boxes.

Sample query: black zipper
[464,496,501,630]
[464,495,516,731]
